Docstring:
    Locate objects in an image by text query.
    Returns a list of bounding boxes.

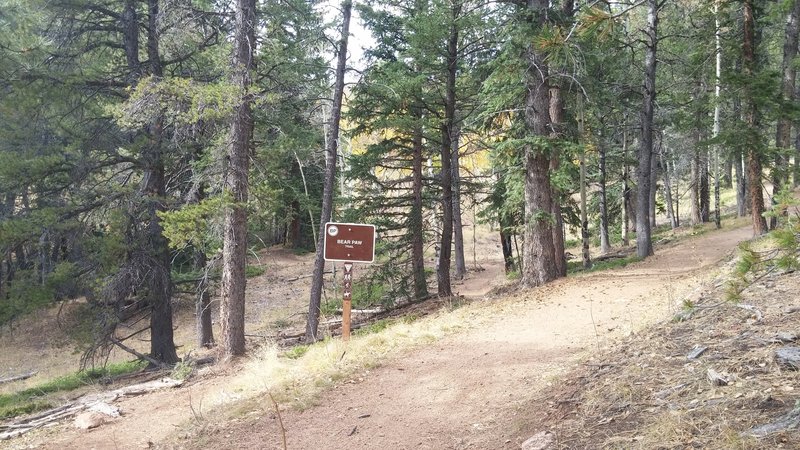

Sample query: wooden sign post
[323,222,376,341]
[342,262,353,340]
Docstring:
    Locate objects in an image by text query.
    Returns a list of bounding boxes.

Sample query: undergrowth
[725,193,800,302]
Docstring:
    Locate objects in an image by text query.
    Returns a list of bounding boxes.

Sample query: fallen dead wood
[334,308,386,315]
[110,337,165,369]
[277,294,439,346]
[595,248,636,262]
[278,316,398,346]
[0,371,37,385]
[283,270,333,282]
[0,377,183,441]
[112,377,183,396]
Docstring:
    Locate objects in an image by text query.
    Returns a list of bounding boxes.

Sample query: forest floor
[1,214,770,449]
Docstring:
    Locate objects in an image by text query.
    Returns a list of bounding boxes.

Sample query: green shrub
[284,345,309,359]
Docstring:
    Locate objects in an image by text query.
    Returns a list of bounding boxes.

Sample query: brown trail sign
[323,223,376,341]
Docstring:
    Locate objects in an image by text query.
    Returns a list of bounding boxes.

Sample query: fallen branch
[0,377,183,440]
[594,252,628,262]
[280,294,438,346]
[110,337,166,369]
[113,377,183,396]
[334,308,386,315]
[283,270,333,282]
[269,393,287,450]
[0,371,37,385]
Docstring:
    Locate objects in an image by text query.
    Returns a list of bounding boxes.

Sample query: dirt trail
[190,225,753,450]
[17,224,752,450]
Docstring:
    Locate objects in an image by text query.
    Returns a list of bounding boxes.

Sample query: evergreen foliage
[1,0,800,357]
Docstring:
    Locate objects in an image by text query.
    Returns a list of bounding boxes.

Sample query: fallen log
[0,377,183,440]
[594,248,635,262]
[283,270,333,282]
[0,372,37,385]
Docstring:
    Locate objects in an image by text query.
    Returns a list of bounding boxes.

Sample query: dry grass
[188,293,510,425]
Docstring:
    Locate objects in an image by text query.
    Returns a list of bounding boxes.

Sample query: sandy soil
[3,223,752,450]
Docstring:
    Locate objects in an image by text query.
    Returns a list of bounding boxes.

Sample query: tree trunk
[746,151,767,235]
[548,81,567,276]
[649,143,658,229]
[627,186,638,233]
[451,124,467,280]
[636,0,658,258]
[743,0,768,236]
[122,0,140,78]
[117,0,178,364]
[437,2,459,298]
[220,0,256,357]
[189,164,214,348]
[500,230,515,273]
[673,159,680,227]
[410,119,428,300]
[660,144,677,229]
[736,150,747,217]
[598,142,611,254]
[690,78,703,226]
[700,150,710,223]
[723,157,733,188]
[522,0,557,287]
[38,230,51,284]
[306,0,351,341]
[547,0,573,277]
[796,115,800,187]
[143,120,177,364]
[143,124,177,360]
[713,0,723,229]
[690,147,701,225]
[194,250,214,348]
[578,93,591,269]
[621,120,630,246]
[288,200,302,247]
[773,0,800,227]
[551,188,567,276]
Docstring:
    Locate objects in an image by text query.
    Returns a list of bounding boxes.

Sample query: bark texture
[451,124,467,280]
[621,122,630,246]
[221,0,256,357]
[773,0,800,227]
[118,0,177,364]
[411,120,428,300]
[522,0,557,287]
[437,3,459,298]
[636,0,658,258]
[743,0,767,236]
[306,0,351,341]
[548,84,567,276]
[598,142,610,254]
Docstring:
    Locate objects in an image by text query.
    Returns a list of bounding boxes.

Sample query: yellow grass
[218,301,494,412]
